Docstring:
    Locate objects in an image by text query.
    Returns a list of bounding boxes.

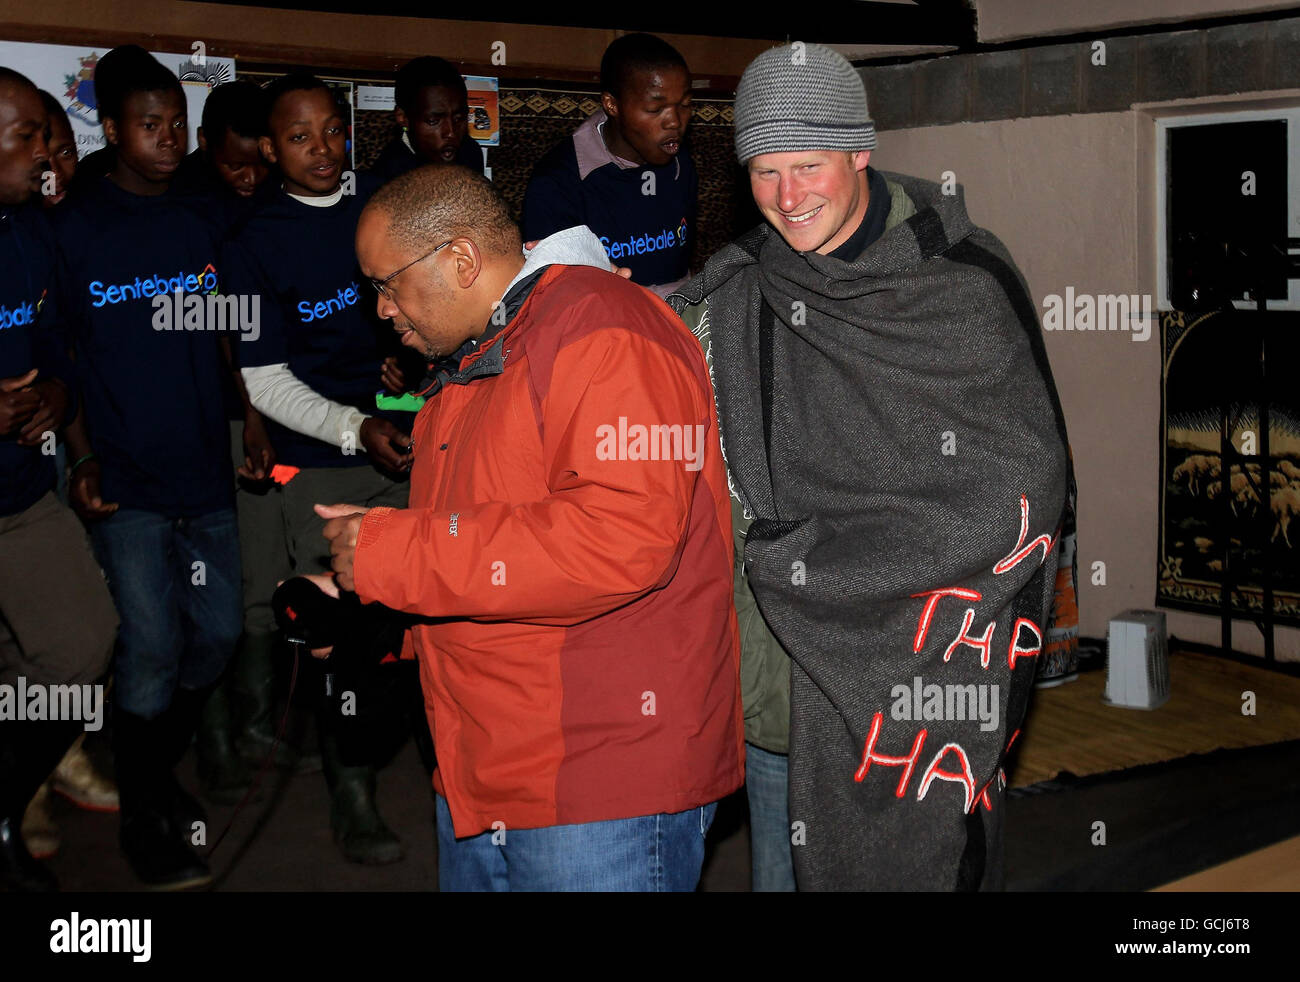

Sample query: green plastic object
[375,391,426,412]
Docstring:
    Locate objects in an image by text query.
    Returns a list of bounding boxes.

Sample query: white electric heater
[1103,609,1171,710]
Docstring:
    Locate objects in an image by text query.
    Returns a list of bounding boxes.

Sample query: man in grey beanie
[666,41,1069,891]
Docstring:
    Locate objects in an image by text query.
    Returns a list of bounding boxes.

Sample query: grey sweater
[669,172,1068,890]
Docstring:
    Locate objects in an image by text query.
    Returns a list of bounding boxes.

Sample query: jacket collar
[416,225,612,394]
[416,265,557,397]
[454,266,550,380]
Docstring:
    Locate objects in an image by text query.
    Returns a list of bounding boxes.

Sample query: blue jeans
[745,743,796,891]
[91,507,241,719]
[435,794,717,891]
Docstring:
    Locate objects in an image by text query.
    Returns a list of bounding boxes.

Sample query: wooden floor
[1010,650,1300,788]
[1154,834,1300,891]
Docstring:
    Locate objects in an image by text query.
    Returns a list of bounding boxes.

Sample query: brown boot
[51,734,119,813]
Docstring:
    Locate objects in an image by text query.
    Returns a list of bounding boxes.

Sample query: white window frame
[1155,107,1300,311]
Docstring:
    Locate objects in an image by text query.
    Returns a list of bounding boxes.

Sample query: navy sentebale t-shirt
[0,203,75,517]
[222,173,408,469]
[521,115,697,293]
[51,176,233,517]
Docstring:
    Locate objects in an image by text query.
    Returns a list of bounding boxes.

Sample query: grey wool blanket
[669,172,1069,890]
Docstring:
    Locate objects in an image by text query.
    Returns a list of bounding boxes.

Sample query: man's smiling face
[748,149,871,255]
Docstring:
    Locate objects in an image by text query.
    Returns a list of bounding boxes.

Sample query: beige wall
[870,108,1300,661]
[975,0,1299,42]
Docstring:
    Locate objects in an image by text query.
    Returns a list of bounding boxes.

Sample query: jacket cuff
[353,506,398,604]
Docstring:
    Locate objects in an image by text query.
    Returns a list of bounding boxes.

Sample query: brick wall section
[859,17,1300,129]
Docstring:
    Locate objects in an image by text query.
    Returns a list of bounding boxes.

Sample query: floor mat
[1009,649,1300,787]
[1006,739,1300,891]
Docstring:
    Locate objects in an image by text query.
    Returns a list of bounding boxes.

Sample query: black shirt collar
[827,166,891,262]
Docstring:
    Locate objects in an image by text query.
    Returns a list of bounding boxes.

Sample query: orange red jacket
[353,264,744,837]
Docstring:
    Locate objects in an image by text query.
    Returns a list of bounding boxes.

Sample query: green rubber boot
[195,682,253,805]
[320,729,403,866]
[232,632,320,773]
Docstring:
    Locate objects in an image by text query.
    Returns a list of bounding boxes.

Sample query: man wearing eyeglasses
[316,164,744,891]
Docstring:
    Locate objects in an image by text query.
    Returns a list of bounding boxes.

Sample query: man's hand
[359,417,412,474]
[238,411,277,482]
[523,239,631,280]
[0,369,41,438]
[281,573,340,658]
[69,458,119,521]
[380,356,407,395]
[17,378,69,447]
[316,503,369,593]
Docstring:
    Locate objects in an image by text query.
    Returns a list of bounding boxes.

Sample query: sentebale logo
[298,282,362,323]
[600,223,688,261]
[0,300,36,330]
[89,263,218,307]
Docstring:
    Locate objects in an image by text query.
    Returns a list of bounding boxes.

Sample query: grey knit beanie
[733,42,877,163]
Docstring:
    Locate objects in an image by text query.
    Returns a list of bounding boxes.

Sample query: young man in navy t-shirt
[222,73,415,866]
[0,67,118,893]
[522,33,697,298]
[15,83,128,865]
[54,46,242,890]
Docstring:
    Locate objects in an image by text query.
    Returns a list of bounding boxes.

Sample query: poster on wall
[0,40,235,156]
[355,84,395,112]
[464,75,499,147]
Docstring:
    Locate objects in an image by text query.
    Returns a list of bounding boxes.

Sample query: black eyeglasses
[370,239,452,299]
